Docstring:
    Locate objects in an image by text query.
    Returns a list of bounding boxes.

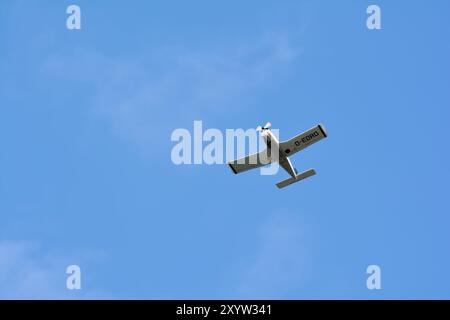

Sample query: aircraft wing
[228,150,271,174]
[279,124,327,157]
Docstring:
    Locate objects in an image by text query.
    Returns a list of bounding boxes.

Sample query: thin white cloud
[0,241,109,299]
[41,33,301,155]
[233,212,310,299]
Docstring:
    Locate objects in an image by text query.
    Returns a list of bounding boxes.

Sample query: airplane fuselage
[260,129,279,155]
[261,129,297,178]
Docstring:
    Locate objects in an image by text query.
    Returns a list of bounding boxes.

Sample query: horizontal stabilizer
[276,169,316,189]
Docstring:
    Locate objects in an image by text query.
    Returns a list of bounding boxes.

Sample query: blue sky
[1,0,450,299]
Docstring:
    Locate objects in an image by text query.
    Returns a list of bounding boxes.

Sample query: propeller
[256,122,272,132]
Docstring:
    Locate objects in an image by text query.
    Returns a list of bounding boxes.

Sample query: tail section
[276,169,316,189]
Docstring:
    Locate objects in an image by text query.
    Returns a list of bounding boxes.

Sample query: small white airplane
[228,122,327,189]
